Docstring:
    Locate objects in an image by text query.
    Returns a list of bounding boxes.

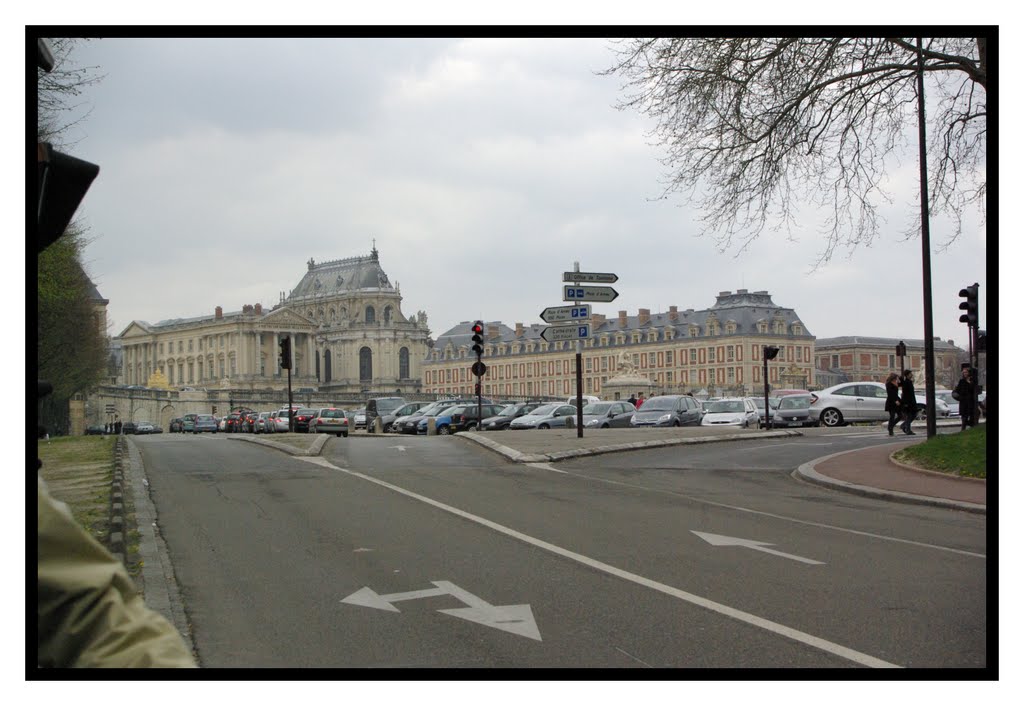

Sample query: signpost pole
[574,262,583,438]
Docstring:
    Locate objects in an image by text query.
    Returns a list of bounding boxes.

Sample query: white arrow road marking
[390,445,408,452]
[340,581,542,641]
[692,531,825,565]
[307,456,898,667]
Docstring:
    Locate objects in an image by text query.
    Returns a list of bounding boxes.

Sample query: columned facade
[115,249,430,395]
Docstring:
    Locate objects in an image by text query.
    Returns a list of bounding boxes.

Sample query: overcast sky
[61,36,987,349]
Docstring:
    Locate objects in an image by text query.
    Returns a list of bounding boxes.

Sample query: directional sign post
[540,304,591,324]
[562,285,619,303]
[562,271,618,284]
[540,323,590,342]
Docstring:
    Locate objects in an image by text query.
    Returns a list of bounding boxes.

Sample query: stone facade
[114,249,430,396]
[422,290,816,400]
[813,336,965,390]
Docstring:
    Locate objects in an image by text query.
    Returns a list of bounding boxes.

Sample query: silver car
[772,394,818,428]
[810,381,949,427]
[508,403,578,430]
[582,401,636,429]
[699,398,760,428]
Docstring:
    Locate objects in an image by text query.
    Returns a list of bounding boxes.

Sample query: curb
[793,445,986,514]
[887,450,986,482]
[123,437,198,656]
[227,433,330,456]
[457,429,803,464]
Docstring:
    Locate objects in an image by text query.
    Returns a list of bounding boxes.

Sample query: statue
[617,351,637,376]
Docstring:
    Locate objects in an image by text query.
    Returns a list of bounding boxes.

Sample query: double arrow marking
[341,580,542,641]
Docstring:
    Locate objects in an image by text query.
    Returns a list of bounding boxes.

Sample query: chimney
[255,303,262,315]
[488,324,501,340]
[736,288,748,294]
[618,310,627,328]
[215,306,223,319]
[638,308,650,326]
[515,322,524,338]
[592,313,606,327]
[669,306,678,322]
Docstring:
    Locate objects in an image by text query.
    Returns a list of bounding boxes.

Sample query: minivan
[365,397,407,433]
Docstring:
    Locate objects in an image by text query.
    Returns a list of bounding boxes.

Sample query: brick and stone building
[422,289,816,400]
[813,336,964,390]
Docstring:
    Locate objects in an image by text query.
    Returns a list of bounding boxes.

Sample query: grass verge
[37,435,116,544]
[893,424,986,479]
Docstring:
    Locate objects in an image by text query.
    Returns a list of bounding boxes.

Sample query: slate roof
[816,336,961,351]
[288,248,395,301]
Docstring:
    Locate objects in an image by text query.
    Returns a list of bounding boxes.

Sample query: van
[567,395,600,408]
[365,397,407,433]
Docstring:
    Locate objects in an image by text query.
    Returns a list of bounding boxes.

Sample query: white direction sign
[563,271,618,284]
[563,285,619,303]
[692,531,825,565]
[341,580,542,641]
[540,304,591,323]
[540,323,591,342]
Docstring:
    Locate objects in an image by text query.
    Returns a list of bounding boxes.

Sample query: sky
[49,34,989,351]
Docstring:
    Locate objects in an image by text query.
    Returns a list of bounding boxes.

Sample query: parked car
[751,396,780,428]
[365,397,408,433]
[292,408,319,433]
[254,411,273,434]
[243,411,260,433]
[388,402,432,433]
[700,399,720,416]
[481,402,545,431]
[772,394,818,428]
[194,414,218,433]
[398,400,476,434]
[508,403,578,430]
[629,395,702,427]
[135,421,156,434]
[415,405,463,435]
[309,408,350,437]
[217,417,227,432]
[579,401,635,429]
[169,418,183,433]
[934,390,959,416]
[376,401,428,433]
[270,409,292,432]
[225,413,243,432]
[567,395,601,408]
[85,424,106,435]
[353,407,367,429]
[700,398,759,428]
[810,382,949,427]
[121,421,137,435]
[445,403,505,433]
[182,413,199,433]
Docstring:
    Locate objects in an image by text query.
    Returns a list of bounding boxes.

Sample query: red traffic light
[471,321,484,335]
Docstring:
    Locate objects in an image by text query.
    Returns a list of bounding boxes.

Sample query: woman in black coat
[900,370,917,435]
[954,367,974,430]
[885,372,901,436]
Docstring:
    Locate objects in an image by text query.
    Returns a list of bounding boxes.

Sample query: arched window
[324,349,332,383]
[384,306,393,323]
[365,306,376,323]
[399,347,410,379]
[359,346,373,381]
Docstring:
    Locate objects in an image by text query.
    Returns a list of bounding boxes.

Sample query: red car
[292,408,318,433]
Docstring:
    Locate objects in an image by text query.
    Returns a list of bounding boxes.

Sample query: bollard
[373,417,383,434]
[565,416,574,429]
[427,418,436,436]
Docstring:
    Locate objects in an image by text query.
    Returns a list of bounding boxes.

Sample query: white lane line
[301,455,900,668]
[526,462,569,474]
[523,464,985,559]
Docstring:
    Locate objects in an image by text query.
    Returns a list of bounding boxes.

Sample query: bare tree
[603,37,987,263]
[37,37,103,146]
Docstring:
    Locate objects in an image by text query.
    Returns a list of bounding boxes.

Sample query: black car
[85,425,106,435]
[446,403,505,433]
[292,408,318,433]
[629,395,703,427]
[121,422,137,435]
[480,402,543,431]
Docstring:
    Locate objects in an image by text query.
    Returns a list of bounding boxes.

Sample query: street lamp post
[763,345,780,429]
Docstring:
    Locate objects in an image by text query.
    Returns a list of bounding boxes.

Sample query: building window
[832,355,839,368]
[219,360,225,378]
[365,306,376,324]
[690,349,697,364]
[168,366,174,384]
[708,347,716,363]
[648,352,656,367]
[189,339,193,352]
[178,341,183,353]
[384,306,392,323]
[727,345,734,362]
[666,350,674,365]
[362,346,374,379]
[178,363,184,382]
[198,361,203,380]
[399,347,410,379]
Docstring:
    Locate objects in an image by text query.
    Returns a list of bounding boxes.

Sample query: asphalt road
[132,429,986,669]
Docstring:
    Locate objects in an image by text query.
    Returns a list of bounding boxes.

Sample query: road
[131,429,986,669]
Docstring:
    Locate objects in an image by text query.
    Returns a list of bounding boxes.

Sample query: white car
[810,382,949,427]
[699,398,759,428]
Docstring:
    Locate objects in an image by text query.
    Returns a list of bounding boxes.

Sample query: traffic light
[279,337,291,369]
[977,330,987,353]
[471,321,484,360]
[959,283,979,327]
[763,345,780,360]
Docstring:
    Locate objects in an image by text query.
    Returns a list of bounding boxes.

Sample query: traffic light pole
[574,262,583,438]
[915,37,937,439]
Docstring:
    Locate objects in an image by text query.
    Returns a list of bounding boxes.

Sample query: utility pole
[916,37,937,439]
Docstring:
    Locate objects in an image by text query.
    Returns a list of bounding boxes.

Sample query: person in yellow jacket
[37,475,196,668]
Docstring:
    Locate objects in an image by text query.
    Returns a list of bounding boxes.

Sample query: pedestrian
[636,393,645,409]
[627,394,637,407]
[114,419,122,435]
[954,367,975,431]
[884,372,901,436]
[899,370,917,435]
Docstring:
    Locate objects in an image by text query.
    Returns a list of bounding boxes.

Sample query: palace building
[421,289,816,400]
[115,248,431,395]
